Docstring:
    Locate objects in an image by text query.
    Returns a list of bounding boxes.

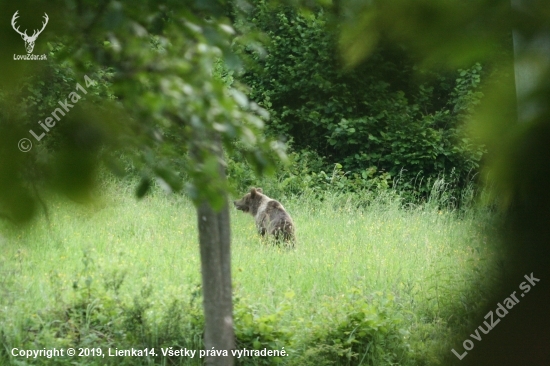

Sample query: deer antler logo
[11,11,49,54]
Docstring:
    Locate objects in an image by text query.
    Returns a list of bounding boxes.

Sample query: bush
[235,2,486,198]
[290,290,411,366]
[233,293,295,365]
[227,140,478,212]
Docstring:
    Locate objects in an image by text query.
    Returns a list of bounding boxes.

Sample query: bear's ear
[250,187,257,197]
[256,188,263,193]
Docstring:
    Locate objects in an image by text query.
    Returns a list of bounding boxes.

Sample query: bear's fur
[233,188,295,245]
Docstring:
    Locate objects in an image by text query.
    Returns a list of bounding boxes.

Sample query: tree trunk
[197,198,234,365]
[193,131,235,366]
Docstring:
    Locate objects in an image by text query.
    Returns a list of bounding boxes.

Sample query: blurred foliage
[337,0,513,69]
[0,0,286,222]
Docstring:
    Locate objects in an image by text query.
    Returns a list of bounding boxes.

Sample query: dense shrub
[236,2,486,197]
[233,294,295,365]
[227,141,478,211]
[290,291,411,366]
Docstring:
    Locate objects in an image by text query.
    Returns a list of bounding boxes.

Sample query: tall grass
[0,178,501,365]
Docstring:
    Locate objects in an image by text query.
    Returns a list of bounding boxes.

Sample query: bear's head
[233,187,264,214]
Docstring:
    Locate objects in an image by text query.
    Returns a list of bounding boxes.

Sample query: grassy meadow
[0,178,502,365]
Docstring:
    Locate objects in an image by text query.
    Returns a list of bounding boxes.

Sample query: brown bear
[233,188,295,246]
